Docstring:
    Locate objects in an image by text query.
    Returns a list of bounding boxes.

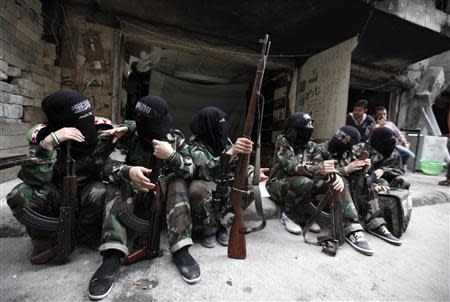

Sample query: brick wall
[0,0,60,182]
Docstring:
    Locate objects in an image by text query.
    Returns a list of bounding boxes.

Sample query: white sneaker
[280,212,302,235]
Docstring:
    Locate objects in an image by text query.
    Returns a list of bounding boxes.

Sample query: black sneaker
[368,225,402,246]
[173,248,201,284]
[88,269,118,300]
[345,231,374,256]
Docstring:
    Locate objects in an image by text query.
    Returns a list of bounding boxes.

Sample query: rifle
[212,154,233,227]
[118,159,164,264]
[7,143,78,264]
[0,154,29,170]
[303,173,344,256]
[228,34,270,259]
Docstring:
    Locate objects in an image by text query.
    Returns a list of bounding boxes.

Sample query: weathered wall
[0,0,60,181]
[59,5,118,121]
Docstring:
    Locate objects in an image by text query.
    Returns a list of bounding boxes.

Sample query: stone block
[0,134,28,149]
[0,92,11,103]
[43,43,56,59]
[9,95,34,106]
[6,66,21,78]
[0,71,6,80]
[0,119,32,135]
[12,78,43,99]
[0,60,8,73]
[0,82,18,94]
[0,103,23,119]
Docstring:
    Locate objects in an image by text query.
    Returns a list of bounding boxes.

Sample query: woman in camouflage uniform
[6,91,118,264]
[187,107,258,249]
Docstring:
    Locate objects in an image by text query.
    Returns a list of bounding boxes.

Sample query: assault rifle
[228,34,270,259]
[118,159,164,264]
[3,143,78,263]
[212,154,233,227]
[303,173,344,256]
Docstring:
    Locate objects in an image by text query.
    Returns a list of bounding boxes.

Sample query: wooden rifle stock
[228,35,270,259]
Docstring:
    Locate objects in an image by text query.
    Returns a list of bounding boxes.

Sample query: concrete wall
[0,0,60,182]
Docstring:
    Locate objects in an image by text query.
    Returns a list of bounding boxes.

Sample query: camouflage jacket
[18,118,118,188]
[188,136,236,182]
[106,120,194,181]
[366,144,404,181]
[268,134,327,182]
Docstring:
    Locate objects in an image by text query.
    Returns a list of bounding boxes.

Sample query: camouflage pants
[266,176,363,235]
[189,179,253,238]
[349,177,386,230]
[6,181,107,252]
[99,174,193,256]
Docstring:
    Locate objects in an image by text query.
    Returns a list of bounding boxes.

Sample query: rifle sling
[242,121,266,234]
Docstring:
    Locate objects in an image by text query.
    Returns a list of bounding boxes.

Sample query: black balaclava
[135,96,173,150]
[284,112,314,146]
[190,107,229,156]
[370,127,396,158]
[328,126,361,158]
[40,90,97,159]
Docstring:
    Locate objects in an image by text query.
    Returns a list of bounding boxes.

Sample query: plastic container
[419,160,446,175]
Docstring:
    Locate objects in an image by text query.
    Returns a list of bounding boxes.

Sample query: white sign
[296,36,358,140]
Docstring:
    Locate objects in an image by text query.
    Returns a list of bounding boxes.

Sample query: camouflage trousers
[349,177,386,230]
[266,176,363,235]
[6,181,107,252]
[99,173,193,256]
[189,179,253,238]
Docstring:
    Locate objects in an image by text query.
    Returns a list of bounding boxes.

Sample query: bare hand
[99,126,128,143]
[259,167,270,182]
[152,139,175,160]
[374,169,384,179]
[331,174,344,192]
[228,137,253,156]
[345,160,366,174]
[320,160,336,175]
[364,159,371,168]
[41,127,85,150]
[129,166,156,192]
[374,184,389,193]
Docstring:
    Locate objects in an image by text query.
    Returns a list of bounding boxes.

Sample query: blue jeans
[395,144,415,165]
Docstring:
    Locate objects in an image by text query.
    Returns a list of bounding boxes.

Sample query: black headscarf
[190,107,229,156]
[370,127,396,158]
[328,126,361,158]
[134,96,173,150]
[40,90,97,159]
[284,112,314,146]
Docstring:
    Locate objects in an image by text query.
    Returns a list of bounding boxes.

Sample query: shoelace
[353,231,365,242]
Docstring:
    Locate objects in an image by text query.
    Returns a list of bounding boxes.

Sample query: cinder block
[0,104,23,119]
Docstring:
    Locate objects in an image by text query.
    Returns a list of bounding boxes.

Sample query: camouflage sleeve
[379,152,404,179]
[164,130,194,180]
[276,138,322,177]
[18,143,57,186]
[100,159,131,184]
[122,120,136,134]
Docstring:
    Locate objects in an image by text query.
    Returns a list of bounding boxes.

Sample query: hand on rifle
[41,127,85,150]
[259,167,270,182]
[330,174,344,192]
[152,139,176,160]
[344,160,366,174]
[374,169,384,179]
[129,166,156,192]
[364,158,371,168]
[228,137,254,156]
[99,126,129,143]
[374,184,389,193]
[320,160,337,175]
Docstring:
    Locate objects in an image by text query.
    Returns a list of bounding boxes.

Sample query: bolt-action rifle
[228,34,270,259]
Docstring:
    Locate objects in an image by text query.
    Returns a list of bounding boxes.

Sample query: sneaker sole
[88,281,114,300]
[345,237,374,256]
[201,242,216,248]
[367,230,402,246]
[181,273,202,284]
